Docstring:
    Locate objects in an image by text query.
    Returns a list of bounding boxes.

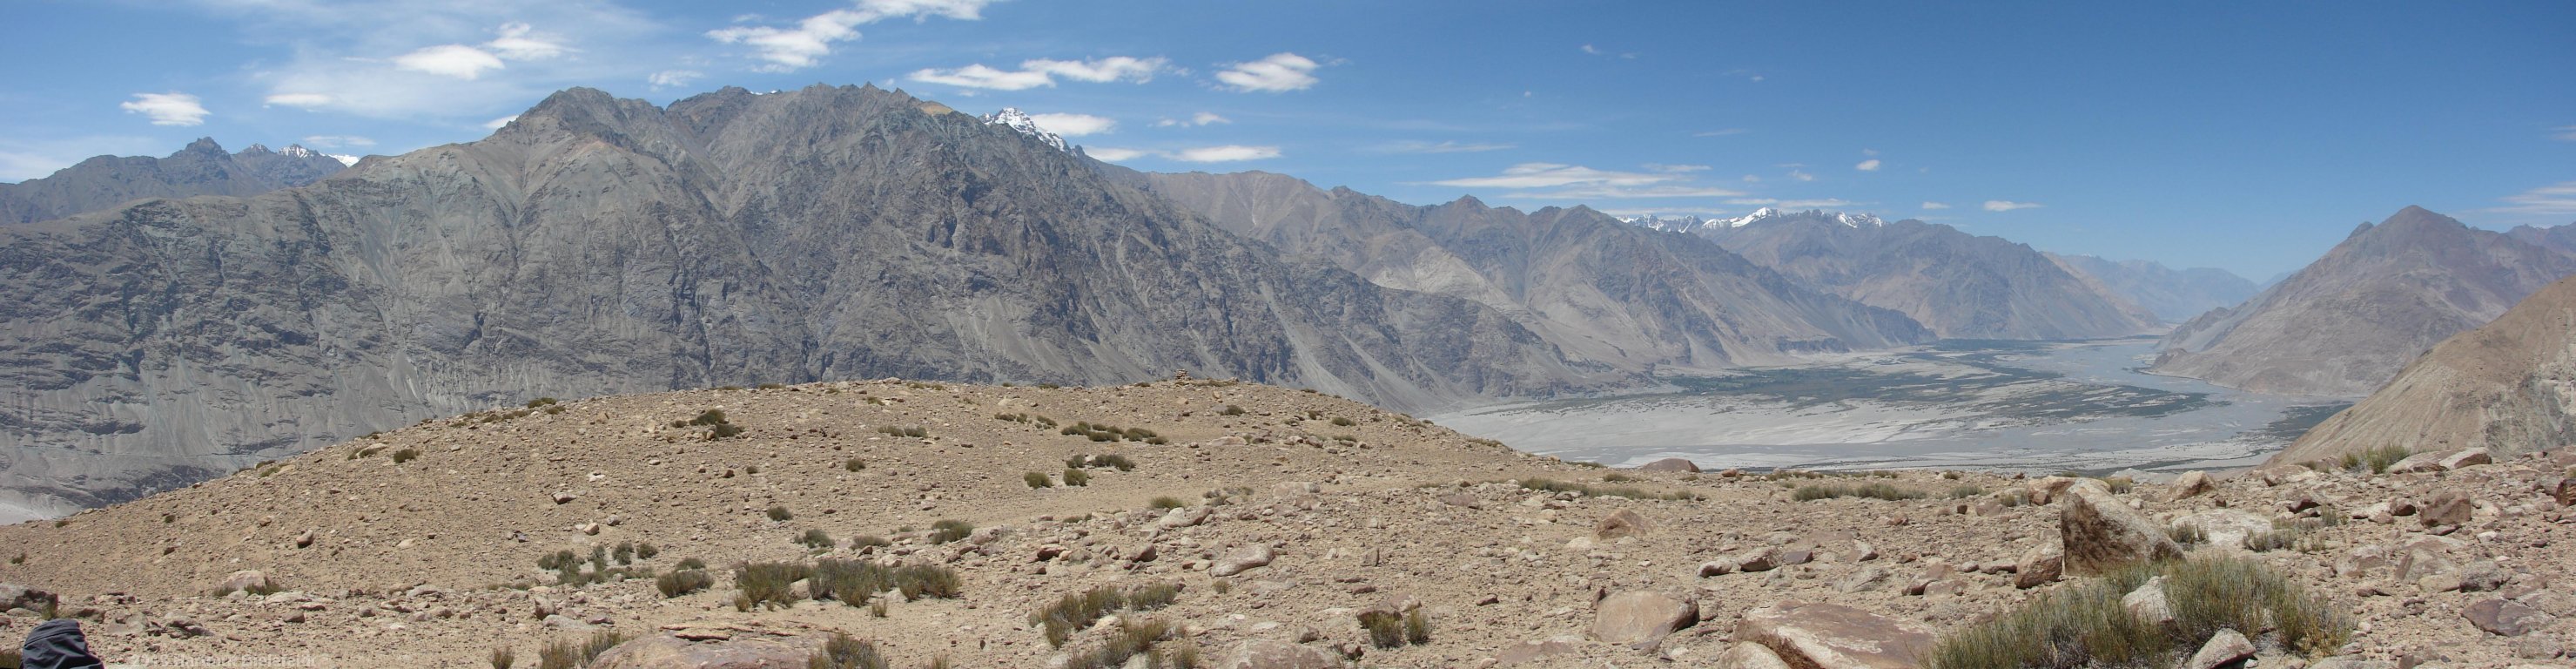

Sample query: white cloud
[1580,44,1602,55]
[484,115,518,130]
[120,92,210,126]
[1693,128,1747,137]
[264,93,333,108]
[1214,52,1321,92]
[1433,163,1681,189]
[1085,147,1149,161]
[710,0,993,71]
[299,135,375,148]
[1027,112,1115,137]
[1378,140,1513,154]
[1787,169,1814,182]
[1983,200,2043,212]
[485,23,570,60]
[1154,112,1231,127]
[2553,125,2576,141]
[1645,163,1710,172]
[1854,159,1880,172]
[911,57,1167,91]
[649,70,703,90]
[1518,185,1745,199]
[395,44,508,79]
[1172,145,1281,162]
[2489,180,2576,216]
[1920,201,1951,210]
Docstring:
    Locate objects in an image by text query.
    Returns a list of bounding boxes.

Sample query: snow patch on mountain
[981,107,1069,152]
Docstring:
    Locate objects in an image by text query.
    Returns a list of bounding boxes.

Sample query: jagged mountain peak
[980,107,1068,152]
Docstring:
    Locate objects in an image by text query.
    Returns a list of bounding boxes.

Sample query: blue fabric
[19,618,104,669]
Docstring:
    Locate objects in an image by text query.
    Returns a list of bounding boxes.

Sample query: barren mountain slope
[1693,213,2159,339]
[0,380,2557,667]
[2272,274,2576,467]
[0,139,346,225]
[2153,206,2576,395]
[1128,171,1932,372]
[0,84,1617,521]
[2048,253,2260,322]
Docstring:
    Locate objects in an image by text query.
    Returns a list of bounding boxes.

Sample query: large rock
[2466,599,2554,637]
[2183,629,2256,669]
[0,583,57,612]
[588,633,819,669]
[2170,510,2271,549]
[1591,591,1699,647]
[1712,641,1796,669]
[1494,635,1582,666]
[2122,577,2176,627]
[216,570,274,595]
[1638,458,1701,473]
[1595,509,1655,540]
[2059,482,2183,574]
[1209,544,1275,577]
[2438,448,2492,470]
[2387,451,2451,475]
[1734,600,1938,669]
[2013,547,2063,589]
[2418,492,2476,528]
[1214,639,1346,669]
[2169,470,2215,499]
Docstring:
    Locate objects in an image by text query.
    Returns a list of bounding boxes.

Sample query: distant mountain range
[1630,210,2159,339]
[0,138,349,224]
[2152,206,2576,395]
[2045,253,2260,322]
[0,85,1623,514]
[2273,273,2576,467]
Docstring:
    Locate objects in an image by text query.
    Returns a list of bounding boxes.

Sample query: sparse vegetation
[488,646,515,669]
[636,543,658,559]
[848,535,891,551]
[1148,496,1187,510]
[655,569,713,598]
[2332,445,2411,474]
[1329,416,1355,426]
[807,558,964,605]
[536,639,579,669]
[1516,477,1701,501]
[676,557,705,571]
[1128,582,1182,611]
[1792,483,1927,502]
[876,425,929,438]
[1359,611,1406,649]
[525,397,558,409]
[733,561,811,611]
[1062,468,1091,486]
[1948,484,1987,498]
[766,505,793,522]
[1221,404,1245,416]
[800,529,834,550]
[2167,524,2207,547]
[1060,422,1158,443]
[581,631,626,665]
[927,519,974,544]
[1025,471,1054,489]
[1924,556,2350,669]
[844,457,866,471]
[807,632,889,669]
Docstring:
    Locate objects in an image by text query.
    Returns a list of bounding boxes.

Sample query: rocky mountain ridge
[0,138,349,224]
[2046,253,2261,323]
[2272,274,2576,468]
[0,84,1619,522]
[2153,206,2576,395]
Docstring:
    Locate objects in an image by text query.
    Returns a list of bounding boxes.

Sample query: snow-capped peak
[1723,207,1886,228]
[239,143,272,155]
[1724,207,1780,226]
[981,107,1069,152]
[278,145,321,159]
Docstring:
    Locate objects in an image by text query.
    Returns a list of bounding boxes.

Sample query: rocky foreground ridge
[0,380,2564,667]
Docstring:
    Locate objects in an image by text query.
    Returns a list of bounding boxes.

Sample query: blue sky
[3,1,2571,279]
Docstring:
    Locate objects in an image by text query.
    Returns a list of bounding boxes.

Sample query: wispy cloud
[227,3,665,120]
[121,92,209,126]
[1920,201,1951,210]
[299,135,375,148]
[709,0,992,71]
[649,70,703,90]
[1433,162,1746,199]
[2488,180,2576,217]
[1027,112,1115,137]
[1517,185,1745,199]
[1644,164,1710,172]
[1787,169,1814,182]
[1693,128,1747,137]
[911,57,1167,91]
[264,93,333,109]
[1983,200,2043,212]
[396,44,507,79]
[1215,52,1321,92]
[484,115,518,131]
[1376,140,1514,153]
[1854,159,1880,172]
[1082,145,1281,163]
[1153,112,1230,127]
[2553,125,2576,141]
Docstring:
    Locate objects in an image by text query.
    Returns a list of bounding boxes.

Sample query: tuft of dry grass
[1924,555,2350,669]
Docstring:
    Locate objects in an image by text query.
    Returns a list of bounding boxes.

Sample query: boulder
[2028,476,2082,505]
[588,632,819,669]
[2465,598,2554,637]
[2183,629,2256,669]
[2059,482,2183,574]
[1711,641,1795,669]
[2169,470,2215,499]
[1638,458,1701,473]
[1591,591,1699,647]
[2170,510,2272,548]
[1154,507,1211,530]
[2122,577,2175,627]
[1493,635,1582,666]
[2013,547,2063,589]
[1214,639,1346,669]
[2387,451,2449,474]
[2418,492,2475,528]
[2421,559,2512,593]
[1734,601,1937,669]
[217,571,274,595]
[2438,448,2492,470]
[0,583,56,613]
[1209,544,1275,577]
[1594,509,1654,540]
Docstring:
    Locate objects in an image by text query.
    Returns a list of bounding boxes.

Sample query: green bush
[676,557,705,571]
[877,425,929,438]
[1330,416,1355,427]
[582,631,626,665]
[536,639,579,669]
[767,505,793,521]
[1026,471,1055,489]
[389,448,421,464]
[1924,556,2350,669]
[1063,468,1091,486]
[1793,483,1925,502]
[2335,445,2411,474]
[808,632,889,669]
[525,397,558,408]
[1148,496,1187,510]
[1517,477,1701,501]
[636,543,659,560]
[734,561,812,611]
[655,570,713,598]
[927,519,974,544]
[1221,404,1245,416]
[800,529,834,550]
[1034,586,1127,647]
[1948,484,1987,499]
[1128,582,1181,611]
[848,535,890,551]
[488,646,514,669]
[844,457,866,471]
[1359,611,1405,649]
